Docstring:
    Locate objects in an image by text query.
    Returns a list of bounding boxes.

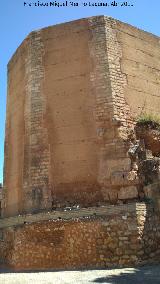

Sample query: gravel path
[0,265,160,283]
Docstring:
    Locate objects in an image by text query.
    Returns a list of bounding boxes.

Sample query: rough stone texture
[1,15,160,270]
[0,185,3,218]
[0,203,147,229]
[118,186,138,200]
[116,20,160,118]
[24,31,52,213]
[4,15,160,216]
[136,124,160,157]
[0,203,160,270]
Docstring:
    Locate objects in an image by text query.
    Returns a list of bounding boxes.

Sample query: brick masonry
[88,16,139,204]
[24,30,52,213]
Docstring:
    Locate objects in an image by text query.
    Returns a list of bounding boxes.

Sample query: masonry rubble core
[0,15,160,270]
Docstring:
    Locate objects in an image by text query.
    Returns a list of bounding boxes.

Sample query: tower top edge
[7,14,160,69]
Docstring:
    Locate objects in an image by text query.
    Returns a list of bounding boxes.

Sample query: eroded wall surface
[3,16,160,217]
[0,203,160,270]
[4,19,101,216]
[116,20,160,117]
[42,20,100,206]
[4,40,27,217]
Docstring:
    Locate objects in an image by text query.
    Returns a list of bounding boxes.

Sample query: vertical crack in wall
[24,31,51,213]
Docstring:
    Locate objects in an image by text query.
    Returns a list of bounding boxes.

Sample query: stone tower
[3,16,160,217]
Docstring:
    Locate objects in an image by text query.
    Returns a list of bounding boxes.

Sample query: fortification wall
[42,20,100,207]
[116,20,160,117]
[3,16,160,218]
[4,39,28,217]
[1,15,160,271]
[4,18,103,217]
[0,203,160,270]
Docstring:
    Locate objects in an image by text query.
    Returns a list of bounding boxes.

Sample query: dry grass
[137,113,160,129]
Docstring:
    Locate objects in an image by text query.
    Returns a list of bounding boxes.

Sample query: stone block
[143,183,160,202]
[111,171,126,186]
[118,186,138,200]
[143,185,153,199]
[111,170,139,187]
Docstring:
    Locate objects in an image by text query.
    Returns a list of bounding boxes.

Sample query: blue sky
[0,0,160,183]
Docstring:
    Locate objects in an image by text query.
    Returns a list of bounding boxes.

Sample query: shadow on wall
[92,265,160,284]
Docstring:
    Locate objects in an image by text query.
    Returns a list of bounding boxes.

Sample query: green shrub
[137,112,160,129]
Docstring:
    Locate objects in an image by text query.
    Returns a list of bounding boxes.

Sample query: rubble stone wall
[0,203,160,270]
